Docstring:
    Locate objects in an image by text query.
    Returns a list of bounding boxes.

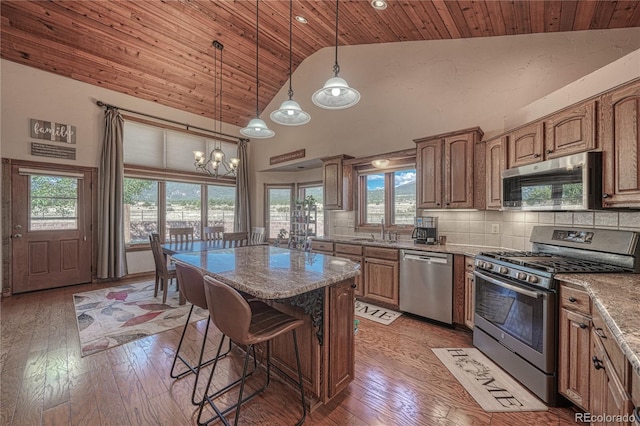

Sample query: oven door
[474,270,556,373]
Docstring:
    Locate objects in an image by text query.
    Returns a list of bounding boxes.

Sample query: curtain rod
[96,100,248,142]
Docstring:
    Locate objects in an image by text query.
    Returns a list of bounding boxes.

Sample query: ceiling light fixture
[312,0,360,110]
[240,0,274,139]
[371,159,390,168]
[270,0,311,126]
[194,40,240,178]
[371,0,387,10]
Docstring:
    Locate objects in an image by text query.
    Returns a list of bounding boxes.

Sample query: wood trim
[124,164,236,185]
[413,126,484,144]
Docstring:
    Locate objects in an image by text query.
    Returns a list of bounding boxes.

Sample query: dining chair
[198,275,306,426]
[203,226,225,242]
[149,233,178,304]
[172,262,233,405]
[248,227,266,245]
[169,227,195,243]
[222,231,248,248]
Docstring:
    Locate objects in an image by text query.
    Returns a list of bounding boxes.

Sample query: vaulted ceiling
[2,1,640,128]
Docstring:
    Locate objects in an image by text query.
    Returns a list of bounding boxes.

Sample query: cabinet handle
[568,297,577,303]
[592,356,604,370]
[351,283,357,289]
[602,193,610,199]
[545,149,553,154]
[578,323,587,329]
[594,327,607,339]
[446,203,450,206]
[436,203,440,206]
[533,153,540,158]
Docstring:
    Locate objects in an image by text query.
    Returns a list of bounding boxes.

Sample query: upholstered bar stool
[171,262,233,405]
[198,275,307,426]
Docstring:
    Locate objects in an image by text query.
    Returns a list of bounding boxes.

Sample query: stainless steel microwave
[502,152,602,211]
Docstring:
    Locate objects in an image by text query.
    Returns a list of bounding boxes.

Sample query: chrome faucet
[380,219,385,240]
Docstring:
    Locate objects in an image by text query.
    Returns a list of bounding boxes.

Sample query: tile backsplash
[327,210,640,250]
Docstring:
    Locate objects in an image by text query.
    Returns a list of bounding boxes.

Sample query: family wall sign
[29,118,77,160]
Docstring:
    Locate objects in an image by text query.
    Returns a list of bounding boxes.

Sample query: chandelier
[193,40,240,178]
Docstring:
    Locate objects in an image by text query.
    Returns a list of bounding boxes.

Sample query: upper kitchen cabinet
[415,127,484,209]
[507,121,544,168]
[322,155,354,211]
[484,135,508,210]
[600,80,640,208]
[544,100,597,159]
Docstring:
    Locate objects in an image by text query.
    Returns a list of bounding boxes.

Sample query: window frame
[124,165,236,250]
[295,180,324,237]
[263,183,294,241]
[355,159,416,234]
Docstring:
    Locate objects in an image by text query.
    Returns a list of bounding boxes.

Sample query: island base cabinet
[268,278,355,410]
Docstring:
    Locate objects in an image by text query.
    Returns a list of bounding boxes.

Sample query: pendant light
[241,0,274,139]
[312,0,360,110]
[270,0,311,126]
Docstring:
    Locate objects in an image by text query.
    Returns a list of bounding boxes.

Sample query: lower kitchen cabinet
[558,281,634,422]
[363,246,399,309]
[335,243,364,297]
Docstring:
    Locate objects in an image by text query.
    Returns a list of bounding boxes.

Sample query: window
[208,184,236,232]
[166,181,202,239]
[265,185,292,240]
[297,183,324,237]
[124,178,158,245]
[29,175,78,231]
[358,167,416,228]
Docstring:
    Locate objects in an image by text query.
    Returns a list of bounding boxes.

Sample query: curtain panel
[234,140,251,232]
[97,108,128,278]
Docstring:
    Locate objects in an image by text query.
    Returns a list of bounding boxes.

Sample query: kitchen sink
[350,238,396,244]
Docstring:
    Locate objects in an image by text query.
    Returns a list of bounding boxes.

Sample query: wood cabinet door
[444,134,474,208]
[364,258,399,307]
[601,81,640,208]
[508,121,544,168]
[323,158,343,210]
[558,308,591,410]
[341,254,363,297]
[544,100,596,159]
[327,280,355,398]
[485,136,507,209]
[416,139,442,208]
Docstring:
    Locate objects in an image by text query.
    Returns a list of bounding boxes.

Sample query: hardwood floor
[1,278,581,425]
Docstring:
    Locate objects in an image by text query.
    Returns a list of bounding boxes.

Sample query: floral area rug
[73,281,208,356]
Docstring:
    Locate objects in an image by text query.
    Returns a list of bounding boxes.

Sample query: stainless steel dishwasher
[399,250,453,324]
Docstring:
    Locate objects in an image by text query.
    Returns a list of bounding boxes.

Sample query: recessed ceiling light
[371,0,387,10]
[295,15,308,24]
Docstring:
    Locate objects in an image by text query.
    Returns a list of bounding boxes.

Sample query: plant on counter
[274,228,288,247]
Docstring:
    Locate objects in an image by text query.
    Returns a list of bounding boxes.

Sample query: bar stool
[171,262,233,405]
[198,275,307,426]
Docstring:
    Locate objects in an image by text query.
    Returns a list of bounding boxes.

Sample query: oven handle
[474,271,544,299]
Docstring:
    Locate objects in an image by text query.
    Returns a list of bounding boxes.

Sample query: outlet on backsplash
[491,224,500,234]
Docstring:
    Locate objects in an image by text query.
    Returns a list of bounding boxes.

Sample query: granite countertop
[312,236,501,257]
[172,245,360,299]
[556,273,640,377]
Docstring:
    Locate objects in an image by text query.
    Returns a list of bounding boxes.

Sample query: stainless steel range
[473,226,640,405]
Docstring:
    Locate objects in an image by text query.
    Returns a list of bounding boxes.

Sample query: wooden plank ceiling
[2,1,640,129]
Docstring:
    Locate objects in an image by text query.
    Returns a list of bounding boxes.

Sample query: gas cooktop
[478,251,628,274]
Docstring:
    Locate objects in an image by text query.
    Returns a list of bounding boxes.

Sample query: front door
[11,164,92,293]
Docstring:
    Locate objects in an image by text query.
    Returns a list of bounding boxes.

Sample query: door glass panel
[123,178,158,245]
[166,181,201,239]
[393,169,416,225]
[29,175,78,231]
[208,184,236,232]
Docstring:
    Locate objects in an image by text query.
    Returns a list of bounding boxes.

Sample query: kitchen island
[172,245,361,409]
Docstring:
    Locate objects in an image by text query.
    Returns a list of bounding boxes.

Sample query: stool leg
[232,344,255,426]
[170,305,196,379]
[292,330,307,426]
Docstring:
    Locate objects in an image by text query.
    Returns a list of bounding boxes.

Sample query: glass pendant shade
[270,99,311,126]
[240,117,275,138]
[312,76,360,110]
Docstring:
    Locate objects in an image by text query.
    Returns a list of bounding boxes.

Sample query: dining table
[170,245,361,410]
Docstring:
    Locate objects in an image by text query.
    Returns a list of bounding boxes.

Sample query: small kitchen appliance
[412,217,438,245]
[473,226,640,406]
